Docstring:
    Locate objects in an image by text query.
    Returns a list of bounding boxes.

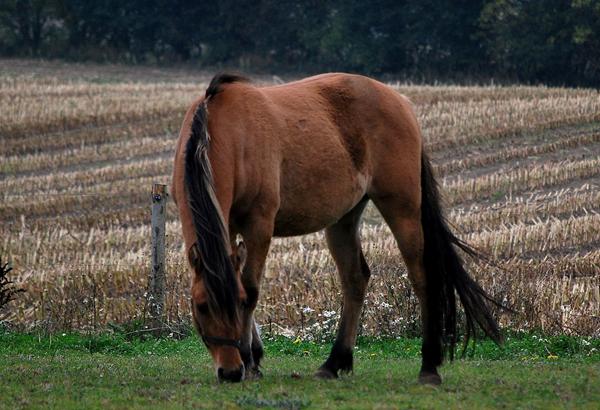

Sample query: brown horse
[172,73,501,384]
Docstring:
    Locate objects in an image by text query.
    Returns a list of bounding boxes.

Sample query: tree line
[1,0,599,86]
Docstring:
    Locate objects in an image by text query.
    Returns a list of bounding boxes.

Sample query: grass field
[1,330,598,409]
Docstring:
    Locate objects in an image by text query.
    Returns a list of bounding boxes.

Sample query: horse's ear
[235,241,247,271]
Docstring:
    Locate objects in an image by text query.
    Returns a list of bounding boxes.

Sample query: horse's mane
[205,73,250,99]
[184,73,249,323]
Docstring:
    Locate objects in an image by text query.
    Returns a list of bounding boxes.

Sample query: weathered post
[149,183,168,333]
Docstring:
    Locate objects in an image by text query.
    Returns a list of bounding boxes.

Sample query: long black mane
[184,73,249,323]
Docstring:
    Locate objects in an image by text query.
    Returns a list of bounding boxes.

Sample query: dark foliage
[0,258,25,311]
[0,1,598,86]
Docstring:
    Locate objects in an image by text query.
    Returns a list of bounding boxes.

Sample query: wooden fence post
[148,183,168,333]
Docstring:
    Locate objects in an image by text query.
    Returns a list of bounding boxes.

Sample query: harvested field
[1,59,598,337]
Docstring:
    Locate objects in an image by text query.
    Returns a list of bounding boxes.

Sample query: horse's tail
[420,151,502,361]
[184,74,248,323]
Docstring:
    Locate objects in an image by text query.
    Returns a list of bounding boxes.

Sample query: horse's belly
[273,169,368,237]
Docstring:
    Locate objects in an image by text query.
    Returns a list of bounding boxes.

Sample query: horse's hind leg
[371,196,443,385]
[316,198,370,379]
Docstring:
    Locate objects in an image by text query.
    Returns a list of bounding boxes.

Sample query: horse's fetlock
[240,345,253,368]
[251,342,264,367]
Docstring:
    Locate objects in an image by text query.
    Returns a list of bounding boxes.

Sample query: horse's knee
[251,338,264,365]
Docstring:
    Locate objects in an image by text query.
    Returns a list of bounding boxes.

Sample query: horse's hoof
[314,367,337,379]
[418,371,442,386]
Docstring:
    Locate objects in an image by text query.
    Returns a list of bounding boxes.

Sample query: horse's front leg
[238,215,273,379]
[240,301,265,378]
[245,317,264,376]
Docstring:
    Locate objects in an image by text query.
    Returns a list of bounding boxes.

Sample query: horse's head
[190,241,248,382]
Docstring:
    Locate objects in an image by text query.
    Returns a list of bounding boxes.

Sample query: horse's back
[204,73,422,236]
[260,73,421,173]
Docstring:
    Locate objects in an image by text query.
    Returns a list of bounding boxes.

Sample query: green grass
[0,331,598,409]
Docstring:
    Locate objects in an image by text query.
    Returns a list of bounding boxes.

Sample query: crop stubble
[1,60,598,337]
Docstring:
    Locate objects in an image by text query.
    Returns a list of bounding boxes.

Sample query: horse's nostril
[217,365,244,383]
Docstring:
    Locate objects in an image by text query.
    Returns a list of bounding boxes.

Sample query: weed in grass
[0,258,25,313]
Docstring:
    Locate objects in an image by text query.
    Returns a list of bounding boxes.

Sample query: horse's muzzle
[217,365,245,383]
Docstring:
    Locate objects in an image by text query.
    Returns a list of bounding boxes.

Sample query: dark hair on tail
[421,152,502,362]
[184,74,248,323]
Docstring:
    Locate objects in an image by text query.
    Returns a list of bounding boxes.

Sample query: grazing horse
[172,73,501,384]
